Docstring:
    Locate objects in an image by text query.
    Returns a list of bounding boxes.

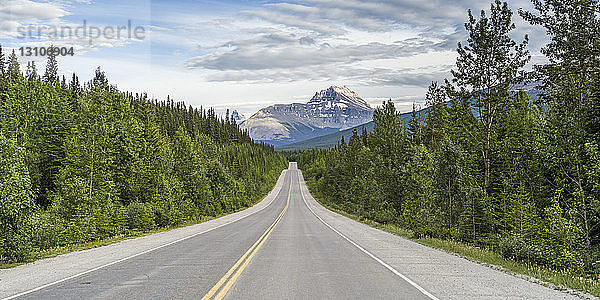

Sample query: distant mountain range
[275,120,375,152]
[240,86,374,146]
[275,109,428,152]
[274,83,543,151]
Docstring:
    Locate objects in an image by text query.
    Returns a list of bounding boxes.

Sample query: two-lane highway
[225,163,431,299]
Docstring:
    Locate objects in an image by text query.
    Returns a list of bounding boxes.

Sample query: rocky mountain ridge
[240,86,373,146]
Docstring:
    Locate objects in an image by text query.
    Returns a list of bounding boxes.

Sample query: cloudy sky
[0,0,546,117]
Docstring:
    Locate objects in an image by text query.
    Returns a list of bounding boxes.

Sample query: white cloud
[244,10,347,36]
[0,0,68,20]
[185,39,443,71]
[0,0,68,39]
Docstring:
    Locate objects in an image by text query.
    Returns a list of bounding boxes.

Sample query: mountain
[275,121,375,152]
[240,86,374,146]
[275,85,544,152]
[275,108,426,152]
[231,110,246,125]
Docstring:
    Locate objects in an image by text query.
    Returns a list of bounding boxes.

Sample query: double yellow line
[202,173,292,300]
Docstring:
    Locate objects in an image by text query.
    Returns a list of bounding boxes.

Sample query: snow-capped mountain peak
[240,86,373,146]
[308,86,371,110]
[231,110,246,125]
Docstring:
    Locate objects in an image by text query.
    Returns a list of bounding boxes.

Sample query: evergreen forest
[297,0,600,279]
[0,48,287,262]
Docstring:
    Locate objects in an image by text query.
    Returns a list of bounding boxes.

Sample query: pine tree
[91,67,108,90]
[26,62,38,82]
[0,45,5,77]
[43,49,59,84]
[423,82,448,150]
[7,50,20,79]
[408,103,424,145]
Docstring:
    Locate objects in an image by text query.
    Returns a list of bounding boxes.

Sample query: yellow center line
[202,172,292,300]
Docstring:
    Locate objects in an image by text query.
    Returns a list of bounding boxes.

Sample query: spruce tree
[0,45,5,77]
[423,81,448,150]
[43,49,59,84]
[7,50,20,79]
[26,61,38,82]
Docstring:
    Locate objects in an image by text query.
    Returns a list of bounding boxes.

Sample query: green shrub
[497,233,585,273]
[126,202,156,231]
[152,204,172,228]
[369,201,396,224]
[31,212,64,250]
[497,234,540,263]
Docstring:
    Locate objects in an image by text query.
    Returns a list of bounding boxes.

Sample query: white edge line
[3,170,290,300]
[296,171,440,300]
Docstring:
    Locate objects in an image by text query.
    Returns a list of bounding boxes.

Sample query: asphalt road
[1,163,582,299]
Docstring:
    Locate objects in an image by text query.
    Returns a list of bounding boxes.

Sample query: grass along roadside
[305,189,599,298]
[2,214,216,270]
[0,214,224,270]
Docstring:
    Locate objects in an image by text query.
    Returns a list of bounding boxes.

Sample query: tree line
[0,48,287,262]
[297,0,600,277]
